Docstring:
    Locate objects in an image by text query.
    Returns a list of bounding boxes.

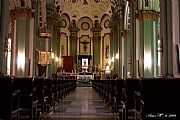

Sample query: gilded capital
[10,8,34,20]
[136,10,160,21]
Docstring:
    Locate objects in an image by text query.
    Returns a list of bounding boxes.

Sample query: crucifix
[81,40,89,54]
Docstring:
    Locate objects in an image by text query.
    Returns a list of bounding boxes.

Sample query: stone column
[122,30,130,78]
[160,0,173,77]
[109,13,119,77]
[129,0,137,78]
[0,0,9,74]
[10,8,34,77]
[172,0,180,77]
[137,10,159,77]
[91,21,102,65]
[69,20,80,64]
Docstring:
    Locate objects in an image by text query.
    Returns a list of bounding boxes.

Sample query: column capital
[10,8,34,20]
[129,0,138,6]
[136,10,160,21]
[121,30,130,37]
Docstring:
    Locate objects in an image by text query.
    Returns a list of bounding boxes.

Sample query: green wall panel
[140,20,158,77]
[70,38,77,63]
[93,39,100,65]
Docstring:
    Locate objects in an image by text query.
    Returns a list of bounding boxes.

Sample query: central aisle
[42,87,117,120]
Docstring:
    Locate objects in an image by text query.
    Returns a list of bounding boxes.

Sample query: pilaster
[69,20,80,64]
[91,23,102,65]
[0,0,9,74]
[122,30,130,78]
[129,0,137,78]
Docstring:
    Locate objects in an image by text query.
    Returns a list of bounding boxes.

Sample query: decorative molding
[121,30,130,37]
[10,8,34,20]
[61,19,67,28]
[104,20,110,28]
[39,27,52,38]
[81,22,90,30]
[136,10,160,21]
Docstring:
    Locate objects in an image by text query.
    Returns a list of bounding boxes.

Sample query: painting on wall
[38,51,51,65]
[102,33,110,66]
[60,33,68,56]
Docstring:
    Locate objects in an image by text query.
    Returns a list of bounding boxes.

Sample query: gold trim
[39,27,52,38]
[136,10,160,21]
[10,8,34,20]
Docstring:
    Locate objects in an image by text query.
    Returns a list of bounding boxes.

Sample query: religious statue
[88,64,93,72]
[105,63,111,74]
[73,64,77,73]
[93,64,97,73]
[82,59,88,72]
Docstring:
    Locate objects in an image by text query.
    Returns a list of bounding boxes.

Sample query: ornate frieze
[39,27,52,38]
[136,10,160,21]
[10,8,34,20]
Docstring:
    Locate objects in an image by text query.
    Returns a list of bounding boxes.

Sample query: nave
[42,87,116,120]
[0,76,179,120]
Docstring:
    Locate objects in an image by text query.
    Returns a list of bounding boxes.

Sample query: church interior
[0,0,180,120]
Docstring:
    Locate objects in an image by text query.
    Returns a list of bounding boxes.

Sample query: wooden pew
[44,78,54,113]
[33,77,46,116]
[12,77,34,120]
[0,76,21,120]
[114,79,126,120]
[141,78,180,120]
[125,79,143,120]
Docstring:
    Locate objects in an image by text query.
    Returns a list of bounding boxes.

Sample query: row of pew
[0,76,76,120]
[91,78,180,120]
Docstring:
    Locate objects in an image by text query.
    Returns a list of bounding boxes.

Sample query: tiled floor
[42,87,117,120]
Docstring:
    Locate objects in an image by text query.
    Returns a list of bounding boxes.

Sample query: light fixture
[56,57,59,62]
[108,59,111,64]
[111,56,114,62]
[144,52,152,69]
[51,53,55,59]
[115,53,119,59]
[17,51,25,70]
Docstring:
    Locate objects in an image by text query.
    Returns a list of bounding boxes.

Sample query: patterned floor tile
[42,87,117,120]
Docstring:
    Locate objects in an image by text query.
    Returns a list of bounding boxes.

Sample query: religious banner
[38,51,51,65]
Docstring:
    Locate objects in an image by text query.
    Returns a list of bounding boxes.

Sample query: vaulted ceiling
[55,0,118,22]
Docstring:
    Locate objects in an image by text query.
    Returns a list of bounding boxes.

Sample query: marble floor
[42,87,117,120]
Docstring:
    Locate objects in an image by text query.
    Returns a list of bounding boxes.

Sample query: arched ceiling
[55,0,118,21]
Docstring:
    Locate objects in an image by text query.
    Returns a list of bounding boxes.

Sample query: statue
[105,63,111,74]
[82,59,88,72]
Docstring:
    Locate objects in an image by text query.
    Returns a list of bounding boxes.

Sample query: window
[145,0,149,7]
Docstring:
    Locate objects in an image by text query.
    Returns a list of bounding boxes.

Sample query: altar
[77,72,93,80]
[77,75,93,80]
